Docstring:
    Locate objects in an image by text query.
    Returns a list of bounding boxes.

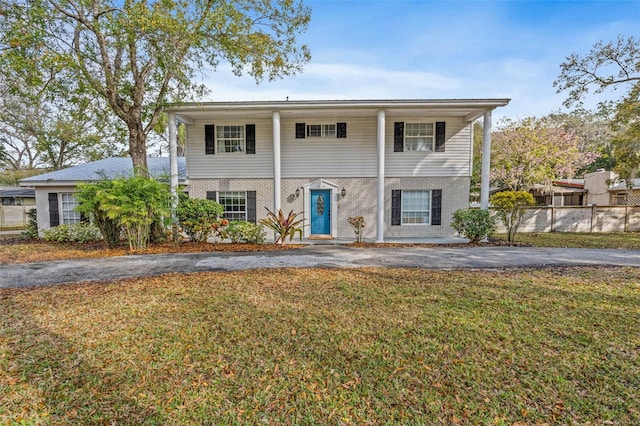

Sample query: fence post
[590,205,594,233]
[551,207,555,232]
[625,206,629,232]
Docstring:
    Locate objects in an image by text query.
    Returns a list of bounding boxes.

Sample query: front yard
[2,267,639,424]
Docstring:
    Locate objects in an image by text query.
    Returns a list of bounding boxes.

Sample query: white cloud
[200,62,463,102]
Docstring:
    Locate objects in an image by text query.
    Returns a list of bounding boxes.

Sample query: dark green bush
[176,198,224,243]
[450,208,496,243]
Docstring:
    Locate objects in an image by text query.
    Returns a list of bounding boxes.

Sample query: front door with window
[310,189,331,235]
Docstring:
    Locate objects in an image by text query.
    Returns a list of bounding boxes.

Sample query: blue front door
[310,189,331,235]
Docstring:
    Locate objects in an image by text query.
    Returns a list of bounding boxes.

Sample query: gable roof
[19,157,186,186]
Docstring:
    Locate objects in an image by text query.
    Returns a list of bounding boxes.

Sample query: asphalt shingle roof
[0,187,35,197]
[20,157,186,184]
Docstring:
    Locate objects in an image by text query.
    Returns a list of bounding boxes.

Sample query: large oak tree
[554,36,640,182]
[1,0,311,176]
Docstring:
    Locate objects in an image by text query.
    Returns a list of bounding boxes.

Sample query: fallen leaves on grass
[1,267,639,424]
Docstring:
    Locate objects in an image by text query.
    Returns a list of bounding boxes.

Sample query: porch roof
[165,98,511,123]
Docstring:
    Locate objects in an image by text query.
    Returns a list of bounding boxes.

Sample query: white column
[480,110,492,210]
[168,111,179,216]
[376,110,386,242]
[272,111,281,212]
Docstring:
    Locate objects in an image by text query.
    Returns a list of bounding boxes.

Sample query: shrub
[75,180,122,248]
[93,177,171,250]
[450,208,496,243]
[227,221,266,244]
[21,208,39,239]
[211,218,229,243]
[259,208,304,245]
[490,190,536,242]
[176,197,224,243]
[347,216,366,243]
[43,223,102,243]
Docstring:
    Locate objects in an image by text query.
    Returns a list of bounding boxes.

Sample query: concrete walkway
[2,245,640,289]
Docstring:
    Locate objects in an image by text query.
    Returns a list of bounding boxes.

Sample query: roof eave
[164,98,511,113]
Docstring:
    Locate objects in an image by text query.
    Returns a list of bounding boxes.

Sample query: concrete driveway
[2,245,640,289]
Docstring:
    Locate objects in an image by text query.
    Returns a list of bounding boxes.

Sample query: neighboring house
[531,179,586,207]
[584,169,640,206]
[164,99,509,241]
[0,187,36,229]
[19,157,186,234]
[530,170,640,207]
[0,187,35,206]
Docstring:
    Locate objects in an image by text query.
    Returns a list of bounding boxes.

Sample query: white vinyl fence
[494,206,640,233]
[0,206,34,229]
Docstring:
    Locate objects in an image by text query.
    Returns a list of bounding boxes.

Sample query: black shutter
[245,124,256,154]
[337,122,347,138]
[435,122,446,152]
[295,123,306,139]
[394,122,404,152]
[247,191,257,223]
[391,190,402,226]
[48,193,59,227]
[206,191,217,201]
[431,189,442,225]
[205,124,215,154]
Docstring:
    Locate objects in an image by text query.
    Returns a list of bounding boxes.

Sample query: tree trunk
[128,120,149,178]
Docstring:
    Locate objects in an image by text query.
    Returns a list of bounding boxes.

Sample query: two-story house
[166,99,509,242]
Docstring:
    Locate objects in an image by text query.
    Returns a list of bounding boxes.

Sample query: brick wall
[189,176,470,239]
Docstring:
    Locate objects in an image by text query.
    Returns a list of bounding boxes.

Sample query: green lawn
[2,267,639,424]
[494,231,640,249]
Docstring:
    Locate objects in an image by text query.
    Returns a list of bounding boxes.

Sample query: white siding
[186,119,274,178]
[385,117,471,177]
[33,185,77,234]
[281,116,378,177]
[186,115,472,179]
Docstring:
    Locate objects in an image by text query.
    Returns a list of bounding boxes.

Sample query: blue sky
[203,0,640,121]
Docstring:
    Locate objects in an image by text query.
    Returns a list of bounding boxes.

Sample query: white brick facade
[190,176,469,239]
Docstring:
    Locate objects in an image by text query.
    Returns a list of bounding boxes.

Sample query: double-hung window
[61,193,81,224]
[401,190,431,224]
[307,124,336,138]
[216,125,245,153]
[218,191,247,221]
[404,123,434,151]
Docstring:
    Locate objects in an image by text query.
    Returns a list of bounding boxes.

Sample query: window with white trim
[404,122,434,151]
[61,193,81,224]
[216,125,245,153]
[218,191,247,221]
[401,190,431,224]
[307,124,336,138]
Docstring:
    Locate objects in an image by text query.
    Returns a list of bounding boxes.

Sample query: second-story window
[404,123,434,151]
[217,125,245,153]
[307,124,336,138]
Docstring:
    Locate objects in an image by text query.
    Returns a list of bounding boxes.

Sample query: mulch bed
[0,237,530,265]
